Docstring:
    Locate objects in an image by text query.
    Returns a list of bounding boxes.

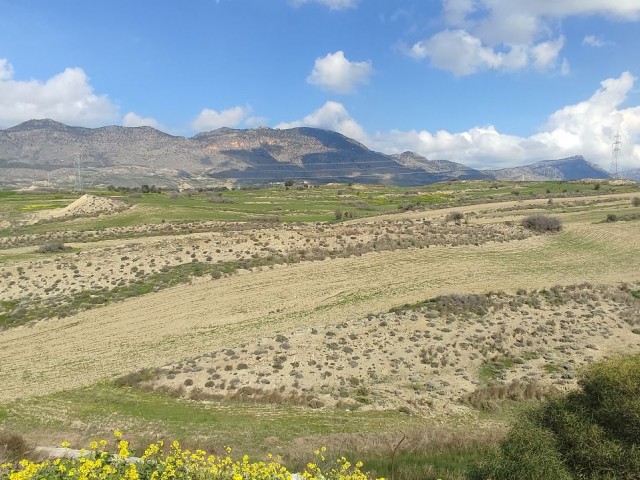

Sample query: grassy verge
[0,382,506,479]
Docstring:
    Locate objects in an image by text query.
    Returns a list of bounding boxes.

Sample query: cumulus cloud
[122,112,159,128]
[0,58,119,128]
[276,101,369,144]
[280,73,640,171]
[191,106,251,131]
[409,30,563,76]
[307,51,372,93]
[408,0,640,76]
[370,72,640,170]
[290,0,357,10]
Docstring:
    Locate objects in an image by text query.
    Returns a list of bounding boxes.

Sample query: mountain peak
[5,118,70,132]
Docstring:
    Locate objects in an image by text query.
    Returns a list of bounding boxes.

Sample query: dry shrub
[632,197,640,207]
[114,368,160,388]
[462,379,559,411]
[0,431,30,462]
[35,242,70,254]
[445,211,464,223]
[521,214,562,233]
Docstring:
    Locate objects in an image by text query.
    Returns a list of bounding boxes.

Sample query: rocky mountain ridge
[0,119,618,188]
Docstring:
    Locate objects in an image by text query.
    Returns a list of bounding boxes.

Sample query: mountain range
[0,119,617,189]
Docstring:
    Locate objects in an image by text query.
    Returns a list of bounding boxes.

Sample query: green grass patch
[479,357,515,384]
[0,383,414,456]
[360,449,487,480]
[543,364,562,374]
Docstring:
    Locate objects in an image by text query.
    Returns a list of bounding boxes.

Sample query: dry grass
[0,194,639,405]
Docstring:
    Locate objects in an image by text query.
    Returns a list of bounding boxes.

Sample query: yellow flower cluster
[0,432,382,480]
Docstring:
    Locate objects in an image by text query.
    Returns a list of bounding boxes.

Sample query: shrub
[445,211,464,223]
[606,213,618,222]
[470,355,640,479]
[632,197,640,207]
[521,215,562,233]
[35,242,70,254]
[0,431,30,462]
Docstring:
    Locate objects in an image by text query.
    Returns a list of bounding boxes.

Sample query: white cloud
[409,0,640,76]
[122,112,159,128]
[531,37,565,70]
[370,72,640,170]
[307,51,372,93]
[290,0,357,10]
[0,58,119,128]
[582,34,608,47]
[276,101,369,144]
[410,30,507,76]
[191,106,251,131]
[409,30,562,76]
[281,73,640,171]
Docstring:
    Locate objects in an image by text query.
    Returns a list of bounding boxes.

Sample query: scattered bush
[606,213,618,223]
[632,197,640,207]
[521,214,562,233]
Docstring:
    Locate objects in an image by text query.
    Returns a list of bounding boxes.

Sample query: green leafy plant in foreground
[469,354,640,479]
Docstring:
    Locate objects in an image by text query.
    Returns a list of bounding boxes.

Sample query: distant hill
[621,168,640,182]
[0,119,461,188]
[390,151,488,181]
[483,155,611,181]
[0,119,622,188]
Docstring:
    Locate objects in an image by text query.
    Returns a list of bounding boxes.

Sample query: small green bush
[521,215,562,233]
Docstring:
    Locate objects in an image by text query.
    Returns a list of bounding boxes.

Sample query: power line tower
[610,131,622,179]
[73,153,85,192]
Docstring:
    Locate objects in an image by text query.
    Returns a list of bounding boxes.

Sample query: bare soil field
[0,188,638,413]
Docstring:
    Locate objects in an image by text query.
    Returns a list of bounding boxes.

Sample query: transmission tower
[610,131,622,179]
[73,153,85,192]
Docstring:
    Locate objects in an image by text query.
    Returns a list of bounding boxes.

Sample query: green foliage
[471,355,640,479]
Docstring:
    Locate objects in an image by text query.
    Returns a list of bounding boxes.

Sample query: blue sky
[0,0,639,169]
